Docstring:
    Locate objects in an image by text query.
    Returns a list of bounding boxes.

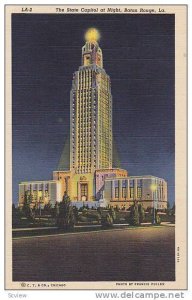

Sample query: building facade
[52,168,128,203]
[18,28,168,210]
[70,37,112,173]
[104,176,167,210]
[18,180,62,208]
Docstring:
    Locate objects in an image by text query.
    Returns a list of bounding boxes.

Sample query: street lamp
[150,183,157,224]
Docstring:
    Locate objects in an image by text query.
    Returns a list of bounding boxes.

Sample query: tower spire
[82,28,103,67]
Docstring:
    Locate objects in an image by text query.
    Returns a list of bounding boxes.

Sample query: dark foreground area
[13,226,175,282]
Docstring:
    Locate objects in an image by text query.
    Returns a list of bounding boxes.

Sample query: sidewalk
[12,221,175,240]
[161,222,175,227]
[12,222,174,232]
[12,226,57,232]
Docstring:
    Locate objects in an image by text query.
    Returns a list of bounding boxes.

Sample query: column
[111,180,115,200]
[42,183,45,204]
[119,179,122,200]
[134,179,137,201]
[37,183,39,204]
[126,179,129,200]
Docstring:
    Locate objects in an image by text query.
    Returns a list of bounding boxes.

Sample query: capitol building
[19,28,167,210]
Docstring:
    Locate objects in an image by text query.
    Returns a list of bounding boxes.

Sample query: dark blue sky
[12,13,175,206]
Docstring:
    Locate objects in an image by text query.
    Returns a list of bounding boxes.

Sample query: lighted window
[137,187,142,198]
[115,187,119,198]
[130,187,134,199]
[122,187,126,198]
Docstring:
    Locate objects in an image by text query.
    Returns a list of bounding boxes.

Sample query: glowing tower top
[82,28,103,68]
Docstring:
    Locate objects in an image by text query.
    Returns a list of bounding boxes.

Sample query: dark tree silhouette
[129,201,140,226]
[57,192,75,229]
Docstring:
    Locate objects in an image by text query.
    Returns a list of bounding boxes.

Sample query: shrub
[129,201,140,226]
[114,205,120,212]
[78,206,84,212]
[80,210,101,223]
[97,207,102,215]
[43,203,52,214]
[138,204,145,224]
[57,192,75,230]
[109,206,116,222]
[73,206,79,222]
[101,213,113,228]
[155,214,161,225]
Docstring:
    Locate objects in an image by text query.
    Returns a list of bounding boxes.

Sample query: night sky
[12,13,175,206]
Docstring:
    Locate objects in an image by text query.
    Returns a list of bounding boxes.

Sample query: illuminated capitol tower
[70,28,112,172]
[65,28,128,202]
[19,28,167,210]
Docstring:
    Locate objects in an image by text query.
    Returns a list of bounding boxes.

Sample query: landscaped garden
[12,192,175,230]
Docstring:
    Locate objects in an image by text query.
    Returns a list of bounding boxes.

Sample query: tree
[57,192,75,229]
[22,192,35,222]
[34,201,39,211]
[167,201,170,210]
[171,202,175,215]
[166,201,171,215]
[53,201,59,218]
[129,201,140,226]
[12,203,21,227]
[12,203,16,212]
[72,206,79,223]
[138,204,145,224]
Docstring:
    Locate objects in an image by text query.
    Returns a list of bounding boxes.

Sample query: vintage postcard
[5,5,187,290]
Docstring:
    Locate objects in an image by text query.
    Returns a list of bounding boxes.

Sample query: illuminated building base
[104,175,167,210]
[18,168,128,207]
[52,168,128,202]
